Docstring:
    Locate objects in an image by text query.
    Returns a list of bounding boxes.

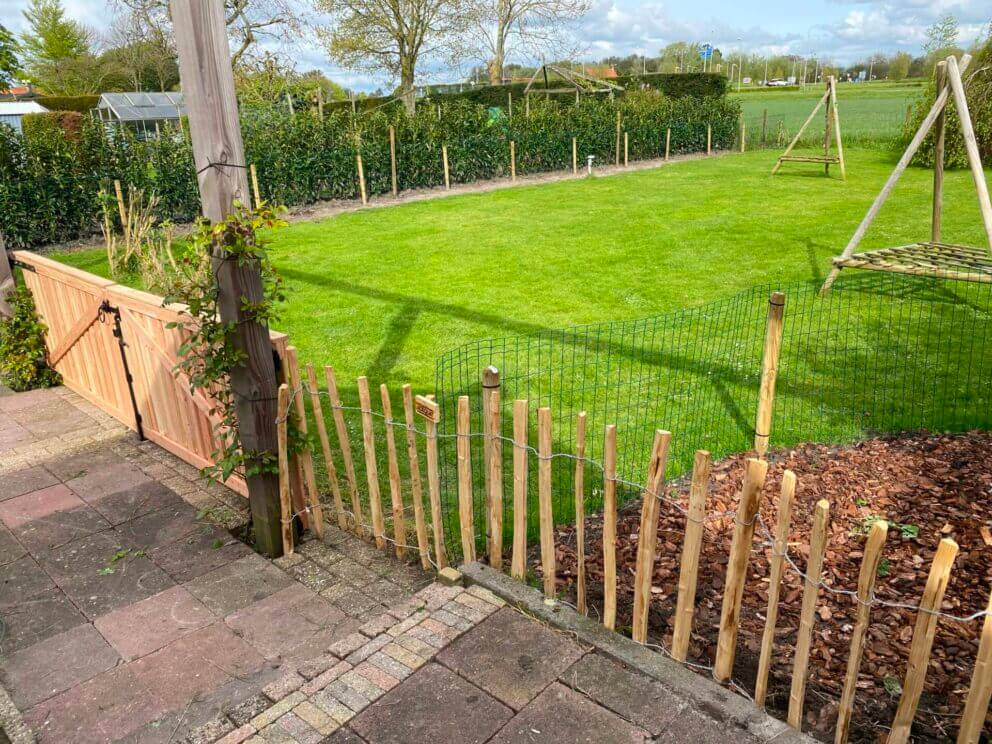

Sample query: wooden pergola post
[0,233,14,319]
[171,0,284,557]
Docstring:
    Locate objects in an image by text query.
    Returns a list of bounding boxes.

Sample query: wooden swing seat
[832,242,992,284]
[778,155,841,164]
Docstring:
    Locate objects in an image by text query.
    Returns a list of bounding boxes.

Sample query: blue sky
[2,0,989,91]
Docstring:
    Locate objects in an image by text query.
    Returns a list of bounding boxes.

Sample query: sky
[2,0,989,92]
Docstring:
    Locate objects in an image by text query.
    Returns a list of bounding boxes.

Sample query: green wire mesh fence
[434,271,992,561]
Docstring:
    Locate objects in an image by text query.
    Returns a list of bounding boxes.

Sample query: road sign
[700,44,713,60]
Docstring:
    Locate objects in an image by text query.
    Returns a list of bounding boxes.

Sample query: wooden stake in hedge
[671,449,712,662]
[615,111,622,165]
[442,145,451,190]
[788,499,830,730]
[572,137,578,175]
[835,519,887,744]
[665,128,671,161]
[755,291,785,459]
[603,423,618,629]
[631,430,672,643]
[356,154,368,205]
[707,124,712,155]
[389,125,398,197]
[623,131,629,167]
[888,538,959,744]
[250,164,262,209]
[714,457,768,682]
[510,140,517,182]
[755,469,796,706]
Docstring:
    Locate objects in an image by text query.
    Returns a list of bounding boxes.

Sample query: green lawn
[732,81,920,145]
[55,147,988,397]
[52,147,992,552]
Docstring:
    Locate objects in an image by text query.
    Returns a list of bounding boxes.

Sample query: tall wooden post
[755,292,785,459]
[0,233,14,319]
[389,126,398,197]
[761,109,768,145]
[171,0,283,556]
[932,61,947,245]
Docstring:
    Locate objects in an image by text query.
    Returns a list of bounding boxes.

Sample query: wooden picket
[631,430,672,643]
[671,449,712,662]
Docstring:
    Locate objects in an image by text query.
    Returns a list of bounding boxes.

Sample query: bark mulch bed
[549,431,992,743]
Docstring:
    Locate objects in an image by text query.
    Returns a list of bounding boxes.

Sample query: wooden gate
[12,251,288,496]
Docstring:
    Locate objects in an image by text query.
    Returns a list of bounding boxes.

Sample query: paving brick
[488,682,651,744]
[0,522,26,566]
[465,584,506,607]
[300,661,352,695]
[185,554,296,617]
[382,642,426,671]
[323,677,374,713]
[392,633,435,659]
[94,584,215,660]
[558,653,688,736]
[264,671,305,702]
[0,623,120,709]
[114,502,202,550]
[296,654,338,680]
[183,716,236,744]
[385,609,427,637]
[419,617,461,641]
[366,651,413,681]
[216,724,257,744]
[311,690,356,725]
[455,591,500,614]
[353,661,400,692]
[358,612,394,637]
[150,525,252,583]
[228,694,275,726]
[319,584,378,616]
[439,601,486,625]
[436,608,584,710]
[249,691,306,730]
[385,596,426,620]
[275,711,322,744]
[0,485,111,552]
[404,624,445,650]
[87,480,185,527]
[325,559,377,588]
[288,559,341,594]
[414,583,464,610]
[0,466,59,502]
[293,701,339,736]
[349,663,511,744]
[296,540,344,568]
[343,634,390,665]
[338,670,383,702]
[225,584,330,661]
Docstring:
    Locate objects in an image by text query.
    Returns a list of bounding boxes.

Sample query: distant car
[765,79,788,87]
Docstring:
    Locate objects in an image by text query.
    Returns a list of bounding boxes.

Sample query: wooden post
[307,364,347,531]
[707,125,712,155]
[615,111,621,165]
[904,102,913,129]
[755,470,796,706]
[740,117,746,153]
[835,520,888,744]
[442,145,450,190]
[623,131,629,166]
[671,450,712,662]
[286,91,295,117]
[888,539,959,744]
[537,407,555,597]
[416,394,447,569]
[325,366,363,533]
[249,164,261,209]
[946,55,992,250]
[0,235,13,319]
[483,367,503,569]
[507,92,512,117]
[631,431,673,643]
[389,125,398,197]
[664,128,671,161]
[787,499,830,730]
[287,348,323,537]
[572,137,578,175]
[574,411,588,615]
[456,395,475,563]
[316,87,324,119]
[755,291,785,459]
[525,95,529,117]
[276,384,294,555]
[932,62,947,245]
[603,424,618,629]
[823,80,833,176]
[714,457,769,682]
[958,585,992,744]
[113,179,128,231]
[380,384,407,558]
[761,109,768,145]
[357,376,386,549]
[510,140,516,182]
[172,0,283,556]
[511,400,528,580]
[356,154,368,205]
[829,77,846,181]
[402,385,431,570]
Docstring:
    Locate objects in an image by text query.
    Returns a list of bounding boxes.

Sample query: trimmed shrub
[22,111,85,140]
[0,284,61,392]
[35,95,100,113]
[0,92,741,248]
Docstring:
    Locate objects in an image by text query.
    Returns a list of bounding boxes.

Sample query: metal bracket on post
[99,300,145,441]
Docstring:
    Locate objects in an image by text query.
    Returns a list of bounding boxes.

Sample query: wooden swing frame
[772,75,846,180]
[821,54,992,294]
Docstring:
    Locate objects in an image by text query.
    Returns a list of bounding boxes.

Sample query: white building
[0,101,48,134]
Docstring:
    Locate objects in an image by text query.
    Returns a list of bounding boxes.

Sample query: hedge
[0,91,741,248]
[35,95,100,113]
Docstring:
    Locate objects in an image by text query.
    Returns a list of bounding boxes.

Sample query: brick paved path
[1,386,754,744]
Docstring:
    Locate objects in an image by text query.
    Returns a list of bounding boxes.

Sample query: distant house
[95,92,185,137]
[0,101,48,134]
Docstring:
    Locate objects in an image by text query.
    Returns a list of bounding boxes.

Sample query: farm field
[54,146,989,400]
[732,80,921,143]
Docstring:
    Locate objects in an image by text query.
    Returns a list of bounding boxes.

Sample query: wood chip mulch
[547,431,992,743]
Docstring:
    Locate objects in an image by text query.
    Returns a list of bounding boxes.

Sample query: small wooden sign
[415,395,439,422]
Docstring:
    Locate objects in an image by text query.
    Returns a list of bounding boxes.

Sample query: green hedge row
[0,92,741,248]
[35,95,100,113]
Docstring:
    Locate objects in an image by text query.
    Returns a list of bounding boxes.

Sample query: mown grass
[51,147,992,553]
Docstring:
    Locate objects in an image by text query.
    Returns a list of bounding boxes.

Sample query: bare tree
[315,0,469,113]
[464,0,589,84]
[115,0,303,66]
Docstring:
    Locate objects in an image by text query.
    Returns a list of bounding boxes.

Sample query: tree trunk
[401,60,416,115]
[489,22,507,85]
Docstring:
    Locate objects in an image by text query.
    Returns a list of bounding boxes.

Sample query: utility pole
[171,0,284,557]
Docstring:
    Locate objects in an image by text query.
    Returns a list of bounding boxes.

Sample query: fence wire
[434,271,992,562]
